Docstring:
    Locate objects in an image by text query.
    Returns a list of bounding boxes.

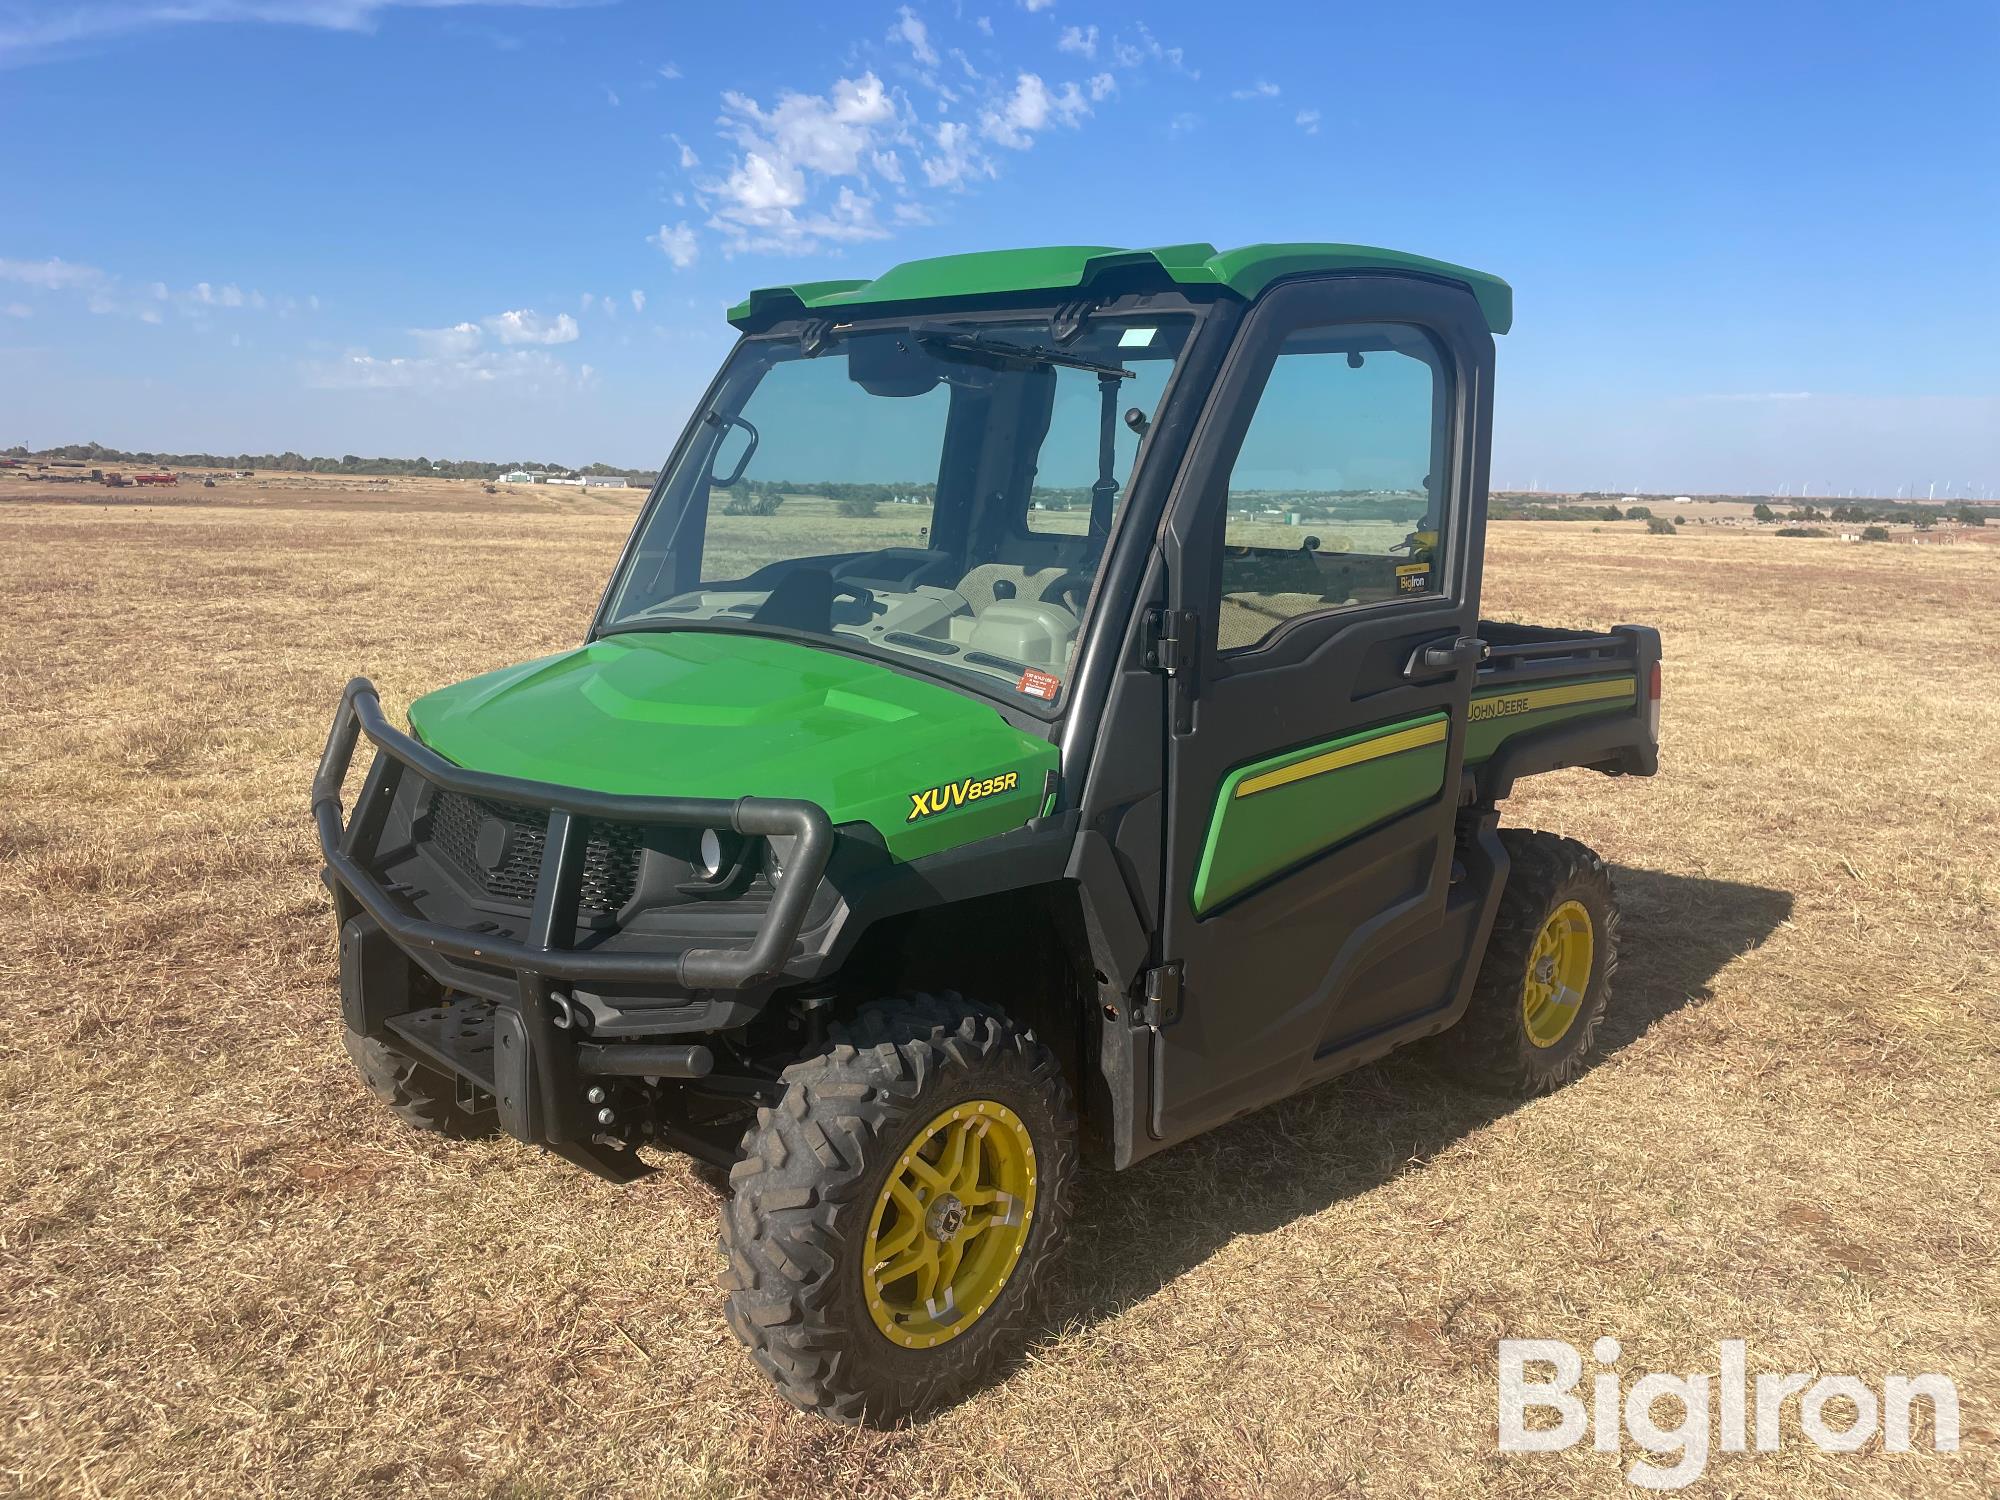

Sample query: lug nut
[597,1107,616,1126]
[586,1086,607,1105]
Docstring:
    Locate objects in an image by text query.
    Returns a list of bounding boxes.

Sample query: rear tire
[719,993,1077,1424]
[341,1028,491,1136]
[1440,829,1618,1095]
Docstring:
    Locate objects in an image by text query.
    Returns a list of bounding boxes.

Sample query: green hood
[405,632,1057,861]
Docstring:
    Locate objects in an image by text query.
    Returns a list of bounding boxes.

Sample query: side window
[1216,323,1447,652]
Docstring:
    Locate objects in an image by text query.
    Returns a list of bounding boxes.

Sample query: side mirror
[706,412,759,488]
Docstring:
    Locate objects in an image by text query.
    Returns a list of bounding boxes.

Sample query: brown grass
[1,484,1995,1498]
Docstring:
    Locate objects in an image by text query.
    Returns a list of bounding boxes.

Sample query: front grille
[424,789,644,914]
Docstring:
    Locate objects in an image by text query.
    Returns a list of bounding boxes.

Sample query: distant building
[582,475,630,488]
[1672,496,1693,504]
[498,470,536,484]
[546,476,586,486]
[1621,496,1641,506]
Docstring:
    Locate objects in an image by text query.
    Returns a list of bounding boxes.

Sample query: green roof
[727,241,1511,336]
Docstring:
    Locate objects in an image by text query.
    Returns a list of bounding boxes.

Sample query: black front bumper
[314,677,832,1165]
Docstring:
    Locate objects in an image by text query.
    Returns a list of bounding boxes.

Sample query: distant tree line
[1772,501,1984,527]
[715,479,934,516]
[3,442,658,484]
[1490,501,1629,522]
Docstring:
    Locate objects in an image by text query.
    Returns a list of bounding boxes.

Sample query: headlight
[694,827,726,881]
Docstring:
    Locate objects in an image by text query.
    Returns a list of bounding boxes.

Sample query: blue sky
[2,0,1995,495]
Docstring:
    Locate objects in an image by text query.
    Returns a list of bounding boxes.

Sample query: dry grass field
[1,478,1995,1498]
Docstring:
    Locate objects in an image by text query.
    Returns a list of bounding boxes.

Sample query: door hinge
[1143,608,1197,676]
[1140,961,1184,1030]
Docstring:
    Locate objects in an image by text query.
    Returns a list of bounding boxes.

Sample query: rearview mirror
[846,333,942,398]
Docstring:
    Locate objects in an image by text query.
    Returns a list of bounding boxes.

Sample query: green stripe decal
[1192,712,1448,915]
[1463,675,1636,764]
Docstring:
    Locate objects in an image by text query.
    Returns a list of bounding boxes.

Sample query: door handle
[1406,634,1489,677]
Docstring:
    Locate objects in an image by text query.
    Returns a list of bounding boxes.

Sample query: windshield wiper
[916,331,1134,380]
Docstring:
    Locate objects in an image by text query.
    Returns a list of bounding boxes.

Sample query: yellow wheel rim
[861,1099,1037,1349]
[1522,899,1594,1048]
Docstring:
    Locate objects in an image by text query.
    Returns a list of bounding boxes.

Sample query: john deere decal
[908,770,1020,822]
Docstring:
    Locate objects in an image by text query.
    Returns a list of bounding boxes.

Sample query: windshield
[600,311,1195,710]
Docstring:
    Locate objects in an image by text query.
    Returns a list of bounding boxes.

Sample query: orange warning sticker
[1016,668,1061,701]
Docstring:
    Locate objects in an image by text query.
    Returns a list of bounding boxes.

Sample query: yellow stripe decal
[1234,719,1448,800]
[1469,677,1635,719]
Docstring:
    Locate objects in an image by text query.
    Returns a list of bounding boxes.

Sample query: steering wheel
[830,579,878,623]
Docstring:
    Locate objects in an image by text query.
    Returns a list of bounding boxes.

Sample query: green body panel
[1463,676,1638,763]
[1192,676,1637,913]
[406,633,1057,862]
[729,241,1513,336]
[1192,713,1449,915]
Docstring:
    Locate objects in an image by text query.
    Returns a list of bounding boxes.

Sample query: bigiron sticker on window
[907,771,1020,822]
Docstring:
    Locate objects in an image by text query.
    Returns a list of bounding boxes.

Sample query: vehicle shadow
[1028,866,1794,1350]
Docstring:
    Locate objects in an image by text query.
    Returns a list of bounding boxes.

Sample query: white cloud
[1,1,612,65]
[1294,107,1320,134]
[603,85,620,107]
[304,346,591,395]
[667,15,1153,258]
[1231,79,1279,100]
[192,281,249,307]
[630,288,646,312]
[704,71,903,252]
[580,291,595,311]
[410,321,483,355]
[658,61,681,80]
[721,72,897,178]
[920,118,992,187]
[4,256,302,324]
[0,256,106,290]
[890,6,938,66]
[1020,0,1054,10]
[1692,391,1816,402]
[1110,21,1195,77]
[980,71,1088,148]
[2,302,31,318]
[483,308,580,345]
[650,222,699,268]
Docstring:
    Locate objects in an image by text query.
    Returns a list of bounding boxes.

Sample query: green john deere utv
[314,241,1661,1422]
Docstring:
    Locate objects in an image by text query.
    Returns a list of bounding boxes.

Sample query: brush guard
[313,677,833,1174]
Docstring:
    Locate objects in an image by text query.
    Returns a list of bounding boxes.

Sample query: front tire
[340,1028,491,1136]
[720,994,1077,1424]
[1440,830,1619,1094]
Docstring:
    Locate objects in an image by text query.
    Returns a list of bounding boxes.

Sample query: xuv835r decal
[908,770,1020,822]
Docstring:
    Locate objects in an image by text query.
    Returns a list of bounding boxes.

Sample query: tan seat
[954,563,1074,615]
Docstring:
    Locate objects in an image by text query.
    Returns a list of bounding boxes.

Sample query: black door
[1149,275,1496,1145]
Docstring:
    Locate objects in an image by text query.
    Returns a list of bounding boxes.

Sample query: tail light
[1646,660,1662,744]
